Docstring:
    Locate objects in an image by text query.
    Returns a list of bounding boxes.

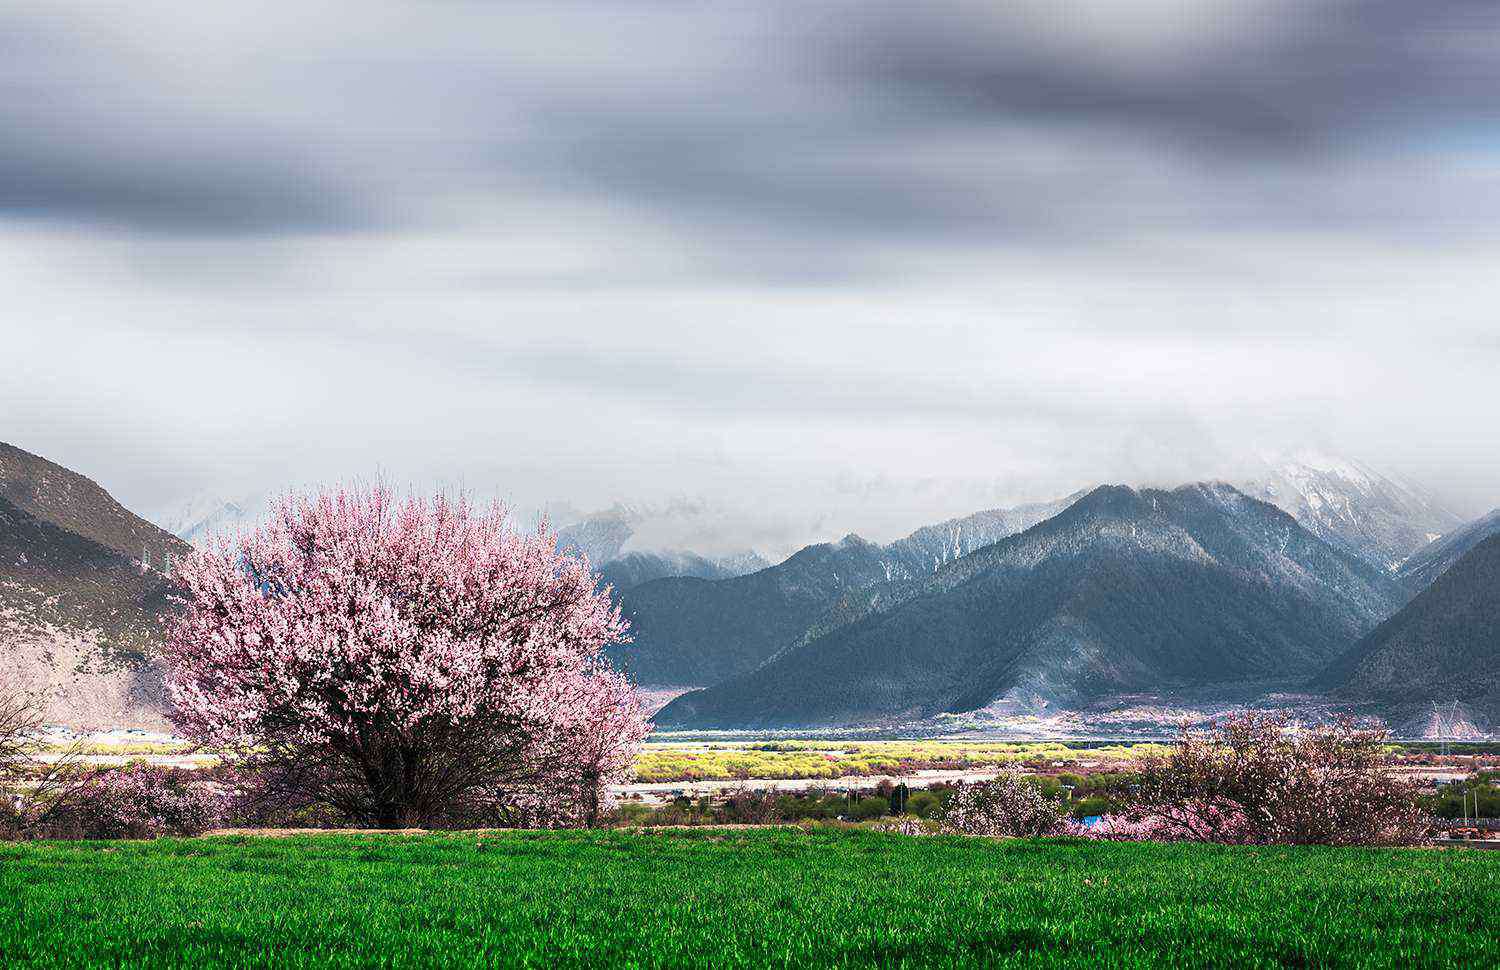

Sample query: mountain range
[554,506,768,592]
[605,493,1080,686]
[5,439,1494,734]
[1394,508,1500,593]
[655,483,1406,728]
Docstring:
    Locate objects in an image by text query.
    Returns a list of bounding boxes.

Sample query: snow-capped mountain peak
[1239,449,1461,571]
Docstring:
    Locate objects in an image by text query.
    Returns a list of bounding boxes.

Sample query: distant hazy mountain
[1239,449,1460,571]
[1316,534,1500,727]
[554,504,768,593]
[597,549,770,593]
[555,506,639,565]
[1396,509,1500,593]
[657,483,1404,729]
[608,493,1083,687]
[880,492,1090,578]
[151,494,264,547]
[0,442,185,727]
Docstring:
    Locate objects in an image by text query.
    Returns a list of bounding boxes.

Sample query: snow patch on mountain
[1238,448,1460,571]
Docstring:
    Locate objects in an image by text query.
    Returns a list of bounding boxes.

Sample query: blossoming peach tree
[165,486,649,828]
[942,771,1068,838]
[1128,711,1427,846]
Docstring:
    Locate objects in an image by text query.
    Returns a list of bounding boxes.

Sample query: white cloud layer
[4,1,1499,552]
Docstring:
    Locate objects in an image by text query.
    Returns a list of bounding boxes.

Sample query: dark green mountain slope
[1317,534,1500,725]
[606,536,901,686]
[1396,509,1500,593]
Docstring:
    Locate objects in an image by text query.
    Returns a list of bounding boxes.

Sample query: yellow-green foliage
[44,741,196,757]
[631,741,1168,782]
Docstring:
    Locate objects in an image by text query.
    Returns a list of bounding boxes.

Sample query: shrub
[1067,815,1175,841]
[907,791,943,819]
[873,816,933,836]
[942,772,1067,838]
[1130,711,1428,846]
[2,679,106,840]
[0,677,42,791]
[50,765,226,839]
[1070,795,1114,819]
[718,789,779,825]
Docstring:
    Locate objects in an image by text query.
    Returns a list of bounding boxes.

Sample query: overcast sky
[6,1,1500,554]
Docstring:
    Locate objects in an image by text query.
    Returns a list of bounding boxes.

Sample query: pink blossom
[51,764,227,839]
[1129,711,1427,846]
[943,772,1068,838]
[164,485,649,828]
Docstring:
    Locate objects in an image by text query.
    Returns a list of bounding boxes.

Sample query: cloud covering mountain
[4,1,1499,549]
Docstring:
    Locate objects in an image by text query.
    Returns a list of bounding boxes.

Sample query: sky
[5,1,1500,556]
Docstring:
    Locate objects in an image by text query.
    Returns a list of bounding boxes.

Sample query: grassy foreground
[1,830,1496,968]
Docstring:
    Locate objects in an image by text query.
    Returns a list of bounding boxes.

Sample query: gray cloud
[6,2,1498,245]
[0,9,371,233]
[831,1,1500,155]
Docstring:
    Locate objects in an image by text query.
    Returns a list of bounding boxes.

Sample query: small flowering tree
[1130,711,1427,846]
[1072,802,1253,843]
[943,772,1067,838]
[1,678,98,838]
[0,677,41,833]
[0,676,42,791]
[165,486,649,829]
[50,764,227,839]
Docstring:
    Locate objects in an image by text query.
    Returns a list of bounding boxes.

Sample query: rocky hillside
[1316,534,1500,728]
[657,483,1405,728]
[0,442,185,727]
[1,442,187,568]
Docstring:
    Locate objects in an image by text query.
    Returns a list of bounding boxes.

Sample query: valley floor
[1,830,1496,968]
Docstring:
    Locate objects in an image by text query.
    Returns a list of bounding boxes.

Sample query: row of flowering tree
[1124,711,1427,846]
[165,485,650,829]
[940,712,1428,846]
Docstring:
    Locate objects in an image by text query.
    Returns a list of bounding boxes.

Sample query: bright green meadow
[1,830,1495,968]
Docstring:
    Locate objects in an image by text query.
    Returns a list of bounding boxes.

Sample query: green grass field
[1,830,1495,968]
